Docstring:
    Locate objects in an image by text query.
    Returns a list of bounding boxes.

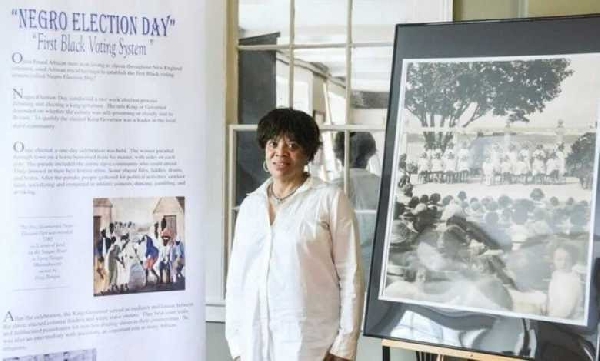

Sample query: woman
[226,108,364,361]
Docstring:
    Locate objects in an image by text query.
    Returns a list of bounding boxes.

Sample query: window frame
[214,0,453,321]
[227,124,387,254]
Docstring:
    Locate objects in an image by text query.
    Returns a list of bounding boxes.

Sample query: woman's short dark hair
[408,196,420,209]
[498,194,513,209]
[257,108,322,161]
[530,188,545,201]
[442,195,453,206]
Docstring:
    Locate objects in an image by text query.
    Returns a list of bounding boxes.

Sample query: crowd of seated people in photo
[384,187,589,319]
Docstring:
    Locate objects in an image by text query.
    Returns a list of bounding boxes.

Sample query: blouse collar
[255,174,324,199]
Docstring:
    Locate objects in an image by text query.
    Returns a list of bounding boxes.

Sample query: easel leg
[382,345,390,361]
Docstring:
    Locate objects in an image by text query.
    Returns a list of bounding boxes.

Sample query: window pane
[353,0,450,43]
[292,64,313,113]
[352,0,400,43]
[239,0,290,44]
[229,208,238,251]
[327,81,347,125]
[347,131,384,208]
[294,48,348,123]
[329,131,384,283]
[350,46,393,106]
[238,49,280,124]
[235,131,268,206]
[328,131,384,193]
[295,0,347,45]
[276,50,292,108]
[313,130,342,183]
[350,45,392,189]
[350,131,383,284]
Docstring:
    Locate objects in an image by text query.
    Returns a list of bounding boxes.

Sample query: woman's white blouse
[226,177,365,361]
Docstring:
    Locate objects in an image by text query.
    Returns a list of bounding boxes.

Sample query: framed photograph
[380,54,599,325]
[364,16,600,361]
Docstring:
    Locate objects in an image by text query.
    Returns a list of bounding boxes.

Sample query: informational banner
[1,1,206,360]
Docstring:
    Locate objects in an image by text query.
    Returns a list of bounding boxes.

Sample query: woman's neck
[271,173,308,198]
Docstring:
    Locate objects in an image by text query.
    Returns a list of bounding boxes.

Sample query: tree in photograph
[404,59,573,150]
[567,132,596,189]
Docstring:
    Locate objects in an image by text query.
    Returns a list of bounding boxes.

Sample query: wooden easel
[382,339,524,361]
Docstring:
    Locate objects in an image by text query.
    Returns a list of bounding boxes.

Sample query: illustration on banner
[93,197,186,296]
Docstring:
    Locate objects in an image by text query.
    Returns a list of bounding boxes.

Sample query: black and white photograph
[3,348,96,361]
[93,197,186,296]
[379,54,600,325]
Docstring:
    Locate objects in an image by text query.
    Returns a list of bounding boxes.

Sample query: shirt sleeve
[225,204,246,359]
[328,189,365,360]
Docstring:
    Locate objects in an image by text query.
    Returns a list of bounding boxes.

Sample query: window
[224,0,452,305]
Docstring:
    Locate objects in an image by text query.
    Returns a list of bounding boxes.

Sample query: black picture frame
[364,15,600,361]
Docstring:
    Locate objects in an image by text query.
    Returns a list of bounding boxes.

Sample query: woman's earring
[263,161,269,173]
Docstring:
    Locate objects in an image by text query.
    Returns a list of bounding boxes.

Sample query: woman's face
[265,134,308,183]
[553,248,573,272]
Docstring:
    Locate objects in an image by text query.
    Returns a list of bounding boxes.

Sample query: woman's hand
[323,353,350,361]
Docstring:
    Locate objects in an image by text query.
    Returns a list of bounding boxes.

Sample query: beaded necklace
[268,183,300,205]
